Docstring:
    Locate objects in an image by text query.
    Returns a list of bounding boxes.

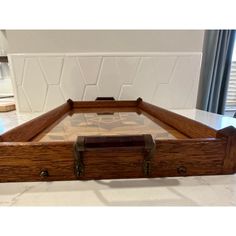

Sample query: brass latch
[74,136,85,177]
[74,134,156,178]
[143,134,156,177]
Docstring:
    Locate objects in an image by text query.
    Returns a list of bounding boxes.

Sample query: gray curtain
[197,30,235,114]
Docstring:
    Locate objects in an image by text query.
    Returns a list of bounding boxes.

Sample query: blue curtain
[197,30,235,114]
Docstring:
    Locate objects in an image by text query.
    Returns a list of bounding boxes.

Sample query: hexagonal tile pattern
[60,57,85,100]
[10,53,202,112]
[39,57,64,85]
[169,56,197,108]
[119,85,138,100]
[10,56,25,86]
[132,57,159,101]
[78,57,102,84]
[154,56,178,84]
[16,86,31,112]
[83,85,100,101]
[97,57,123,98]
[152,84,172,109]
[116,57,140,84]
[22,58,47,112]
[44,85,65,111]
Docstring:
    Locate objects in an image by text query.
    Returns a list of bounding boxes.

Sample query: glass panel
[33,112,187,142]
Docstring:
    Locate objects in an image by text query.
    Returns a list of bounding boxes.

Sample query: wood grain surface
[0,138,228,182]
[0,101,71,142]
[139,100,218,138]
[0,98,234,182]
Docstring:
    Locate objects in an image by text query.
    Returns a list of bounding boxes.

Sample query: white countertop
[0,109,236,206]
[172,109,236,130]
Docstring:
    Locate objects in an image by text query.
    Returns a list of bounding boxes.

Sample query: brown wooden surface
[73,100,138,109]
[0,142,75,182]
[0,98,234,182]
[217,126,236,174]
[138,101,218,138]
[0,101,71,142]
[0,138,227,182]
[151,139,226,177]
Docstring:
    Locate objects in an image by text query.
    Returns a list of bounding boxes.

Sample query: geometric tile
[10,56,25,86]
[83,85,100,101]
[60,57,85,100]
[16,86,31,112]
[154,56,177,84]
[39,57,64,85]
[116,57,140,84]
[119,85,138,100]
[98,57,123,98]
[9,53,202,113]
[184,57,202,108]
[169,56,197,108]
[78,57,102,84]
[22,58,47,112]
[152,84,172,109]
[133,57,159,101]
[44,85,65,111]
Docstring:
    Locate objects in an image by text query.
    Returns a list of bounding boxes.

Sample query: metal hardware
[74,134,156,178]
[40,170,49,177]
[74,137,85,177]
[177,166,187,176]
[143,134,156,177]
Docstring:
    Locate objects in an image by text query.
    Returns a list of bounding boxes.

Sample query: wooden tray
[0,97,235,183]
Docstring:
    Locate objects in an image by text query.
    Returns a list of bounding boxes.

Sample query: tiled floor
[0,109,236,206]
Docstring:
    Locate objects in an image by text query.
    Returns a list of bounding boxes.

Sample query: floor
[0,109,236,206]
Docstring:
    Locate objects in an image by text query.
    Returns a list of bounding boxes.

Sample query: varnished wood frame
[0,98,235,182]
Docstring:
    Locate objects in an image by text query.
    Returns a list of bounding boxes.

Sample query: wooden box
[0,98,235,182]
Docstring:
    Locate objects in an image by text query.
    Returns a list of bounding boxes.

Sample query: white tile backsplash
[39,57,64,85]
[8,53,202,112]
[78,57,102,85]
[23,58,48,112]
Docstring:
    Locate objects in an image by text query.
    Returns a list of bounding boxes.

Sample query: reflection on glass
[33,112,187,142]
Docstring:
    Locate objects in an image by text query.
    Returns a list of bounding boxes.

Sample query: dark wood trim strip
[72,100,138,109]
[139,101,218,138]
[0,56,8,63]
[0,101,71,142]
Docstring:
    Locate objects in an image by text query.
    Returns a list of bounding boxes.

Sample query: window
[225,35,236,117]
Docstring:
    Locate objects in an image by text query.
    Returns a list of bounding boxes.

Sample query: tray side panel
[0,142,76,182]
[139,101,218,138]
[79,149,145,180]
[0,101,71,142]
[73,100,138,109]
[151,139,226,177]
[216,126,236,174]
[0,139,228,182]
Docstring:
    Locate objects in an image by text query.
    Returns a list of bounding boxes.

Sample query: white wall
[6,30,204,112]
[6,30,204,53]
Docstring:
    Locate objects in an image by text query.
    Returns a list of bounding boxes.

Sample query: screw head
[40,170,49,177]
[177,166,187,176]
